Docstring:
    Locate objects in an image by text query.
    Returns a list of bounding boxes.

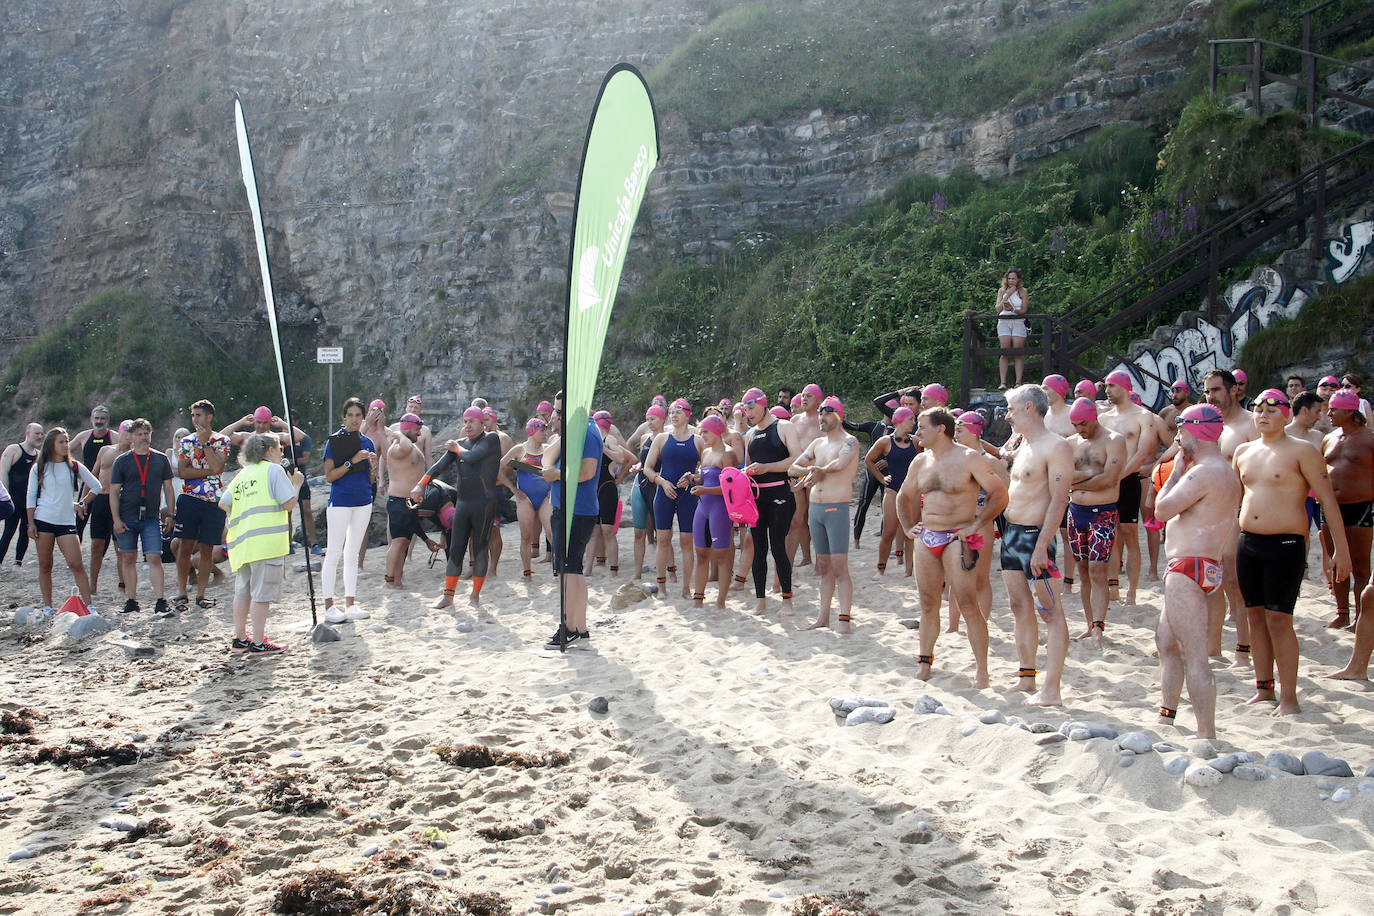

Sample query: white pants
[322,504,371,600]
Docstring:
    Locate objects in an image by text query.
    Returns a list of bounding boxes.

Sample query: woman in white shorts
[995,268,1029,389]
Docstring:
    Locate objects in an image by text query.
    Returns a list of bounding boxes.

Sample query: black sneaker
[122,599,139,614]
[578,630,590,644]
[153,598,172,618]
[230,637,251,653]
[543,626,573,650]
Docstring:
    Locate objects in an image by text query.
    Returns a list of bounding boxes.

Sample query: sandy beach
[2,522,1373,916]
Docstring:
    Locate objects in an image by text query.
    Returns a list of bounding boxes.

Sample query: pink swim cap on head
[1320,376,1341,387]
[439,504,456,529]
[1075,380,1097,398]
[646,405,667,421]
[1068,397,1098,423]
[770,405,791,419]
[118,419,134,433]
[892,406,915,426]
[790,394,803,409]
[253,406,273,422]
[1232,369,1248,384]
[1171,379,1189,391]
[957,411,984,429]
[370,398,386,411]
[400,413,423,431]
[951,407,964,417]
[699,415,726,436]
[1328,389,1361,413]
[1104,370,1134,392]
[1178,404,1223,441]
[802,383,823,399]
[718,398,733,409]
[671,398,691,416]
[921,383,949,405]
[593,410,612,430]
[537,400,552,413]
[732,403,745,414]
[525,417,546,435]
[482,407,498,421]
[652,395,667,406]
[463,406,485,421]
[1041,375,1070,398]
[741,387,767,407]
[820,395,845,417]
[407,395,423,406]
[1254,388,1290,416]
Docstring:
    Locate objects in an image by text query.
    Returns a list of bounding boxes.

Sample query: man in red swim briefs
[1152,404,1241,739]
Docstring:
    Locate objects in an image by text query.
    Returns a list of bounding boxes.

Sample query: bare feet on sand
[1328,612,1350,629]
[1327,666,1369,681]
[1014,675,1036,694]
[805,616,830,631]
[1028,688,1062,707]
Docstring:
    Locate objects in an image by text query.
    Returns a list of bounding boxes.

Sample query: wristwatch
[343,460,353,469]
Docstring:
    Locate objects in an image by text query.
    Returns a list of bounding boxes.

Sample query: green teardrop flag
[560,66,659,537]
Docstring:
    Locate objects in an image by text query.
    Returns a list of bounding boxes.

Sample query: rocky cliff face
[0,0,1205,427]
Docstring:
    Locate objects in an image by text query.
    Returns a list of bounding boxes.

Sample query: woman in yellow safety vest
[219,433,303,655]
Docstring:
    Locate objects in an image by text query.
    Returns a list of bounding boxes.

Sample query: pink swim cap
[1104,370,1134,392]
[1075,380,1097,399]
[885,398,900,410]
[699,415,726,436]
[537,400,552,413]
[253,406,273,422]
[1178,404,1223,442]
[820,395,845,417]
[951,407,964,417]
[921,383,948,405]
[652,394,667,406]
[1069,397,1098,423]
[1320,376,1341,387]
[1171,378,1189,391]
[118,419,134,433]
[400,413,422,431]
[463,406,485,421]
[370,398,386,411]
[803,383,824,399]
[646,405,667,421]
[1232,369,1248,384]
[482,407,498,422]
[790,394,803,409]
[741,387,768,407]
[407,395,423,407]
[593,410,612,430]
[1253,388,1291,416]
[770,405,791,419]
[892,406,915,426]
[671,398,691,417]
[438,504,456,529]
[1329,388,1361,413]
[731,403,745,415]
[957,411,984,429]
[1041,375,1070,398]
[525,417,546,435]
[718,398,733,410]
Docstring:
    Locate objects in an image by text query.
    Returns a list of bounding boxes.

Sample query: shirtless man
[1232,368,1251,409]
[222,406,304,450]
[1322,388,1374,629]
[896,407,1008,687]
[997,385,1073,704]
[1159,379,1192,430]
[788,383,823,568]
[1098,371,1160,607]
[1042,375,1074,438]
[1233,388,1351,715]
[1285,375,1307,402]
[89,420,132,596]
[391,396,433,459]
[380,414,428,588]
[1153,404,1241,739]
[1066,398,1126,648]
[790,397,861,632]
[1315,376,1341,434]
[1287,391,1332,588]
[1205,369,1258,662]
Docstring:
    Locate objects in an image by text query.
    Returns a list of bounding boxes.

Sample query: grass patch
[1239,273,1374,380]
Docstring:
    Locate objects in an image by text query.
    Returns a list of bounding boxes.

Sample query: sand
[1,524,1373,916]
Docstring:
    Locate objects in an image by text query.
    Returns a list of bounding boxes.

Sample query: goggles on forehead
[1177,416,1220,427]
[741,395,767,407]
[818,405,839,414]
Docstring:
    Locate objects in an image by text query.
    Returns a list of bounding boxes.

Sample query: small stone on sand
[1232,766,1268,782]
[1266,751,1304,776]
[1035,732,1067,746]
[8,848,33,861]
[1207,754,1240,774]
[978,709,1006,725]
[1301,751,1354,778]
[1184,764,1224,788]
[1119,756,1134,768]
[912,695,944,715]
[829,695,891,715]
[1163,757,1190,776]
[588,697,609,714]
[1117,732,1153,755]
[845,706,896,726]
[1331,788,1352,803]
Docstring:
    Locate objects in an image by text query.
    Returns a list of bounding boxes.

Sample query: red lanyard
[132,452,150,500]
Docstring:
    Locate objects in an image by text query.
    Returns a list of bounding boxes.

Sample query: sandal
[195,595,217,609]
[172,595,189,611]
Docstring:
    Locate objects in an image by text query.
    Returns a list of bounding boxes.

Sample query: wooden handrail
[1209,37,1374,76]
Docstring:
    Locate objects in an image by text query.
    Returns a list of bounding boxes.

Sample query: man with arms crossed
[997,385,1073,704]
[896,407,1008,687]
[1205,369,1258,663]
[1233,389,1351,715]
[1065,397,1126,648]
[1098,370,1160,607]
[1321,388,1374,630]
[381,414,428,589]
[1153,404,1241,740]
[109,419,175,616]
[787,383,823,569]
[88,420,131,597]
[789,396,861,632]
[174,400,231,610]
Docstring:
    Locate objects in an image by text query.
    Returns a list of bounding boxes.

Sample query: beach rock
[911,695,945,715]
[1232,766,1268,782]
[978,709,1006,725]
[829,695,891,715]
[845,706,896,726]
[112,640,155,659]
[7,848,33,861]
[1184,764,1224,788]
[588,697,609,714]
[1006,715,1027,729]
[362,843,380,856]
[1068,727,1093,742]
[1117,732,1154,755]
[99,816,142,832]
[1302,751,1354,778]
[311,624,341,643]
[1207,754,1241,774]
[1059,721,1117,740]
[1234,752,1254,764]
[961,725,977,737]
[1154,742,1185,754]
[609,582,651,610]
[1331,788,1353,803]
[456,621,474,633]
[551,884,573,894]
[1035,732,1067,746]
[1028,723,1056,734]
[1358,782,1374,795]
[1365,763,1374,778]
[11,607,38,627]
[1163,757,1191,776]
[1119,756,1134,768]
[898,618,920,629]
[1317,778,1337,791]
[1266,751,1305,776]
[59,613,111,641]
[431,866,448,876]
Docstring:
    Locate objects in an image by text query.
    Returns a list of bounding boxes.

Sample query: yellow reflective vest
[224,462,291,571]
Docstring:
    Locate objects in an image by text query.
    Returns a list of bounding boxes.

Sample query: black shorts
[1117,473,1143,525]
[87,498,114,541]
[35,518,78,538]
[1339,501,1374,529]
[387,495,417,540]
[597,480,619,526]
[999,522,1058,580]
[552,510,597,576]
[1235,531,1306,615]
[172,494,226,546]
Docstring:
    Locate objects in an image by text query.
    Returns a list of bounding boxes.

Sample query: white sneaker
[323,606,347,624]
[343,605,369,620]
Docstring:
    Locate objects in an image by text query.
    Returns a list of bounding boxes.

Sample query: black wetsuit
[843,419,890,546]
[76,428,114,540]
[423,432,501,579]
[0,445,37,564]
[745,419,796,599]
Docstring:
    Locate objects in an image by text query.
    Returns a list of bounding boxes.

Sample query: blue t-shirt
[323,431,375,507]
[551,420,602,517]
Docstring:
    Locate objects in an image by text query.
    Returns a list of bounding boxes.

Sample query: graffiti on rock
[1326,219,1374,285]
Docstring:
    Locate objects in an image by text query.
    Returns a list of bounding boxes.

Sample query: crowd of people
[1,365,1371,739]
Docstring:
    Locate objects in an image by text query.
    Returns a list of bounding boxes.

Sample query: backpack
[719,467,759,527]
